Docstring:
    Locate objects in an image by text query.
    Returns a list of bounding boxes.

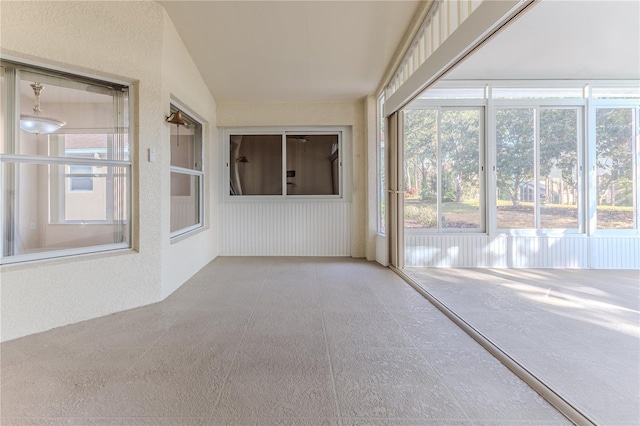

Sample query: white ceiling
[158,0,422,103]
[445,0,640,81]
[159,0,639,104]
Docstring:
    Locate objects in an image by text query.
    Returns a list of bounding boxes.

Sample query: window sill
[170,224,208,244]
[0,246,135,269]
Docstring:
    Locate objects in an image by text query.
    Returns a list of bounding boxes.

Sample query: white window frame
[0,60,132,265]
[67,164,94,192]
[169,102,205,239]
[402,102,487,234]
[377,94,387,235]
[401,79,639,237]
[588,98,640,235]
[222,127,348,202]
[492,100,586,236]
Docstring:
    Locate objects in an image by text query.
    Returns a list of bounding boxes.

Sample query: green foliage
[404,108,480,217]
[596,108,634,206]
[496,108,534,206]
[539,109,578,187]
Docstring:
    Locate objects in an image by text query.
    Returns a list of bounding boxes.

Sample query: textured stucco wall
[160,12,219,299]
[217,101,367,257]
[0,1,218,340]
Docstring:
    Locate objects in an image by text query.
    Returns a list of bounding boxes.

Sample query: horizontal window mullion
[170,165,203,176]
[0,154,130,167]
[0,243,130,265]
[65,174,108,178]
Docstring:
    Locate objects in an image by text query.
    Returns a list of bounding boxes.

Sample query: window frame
[588,98,640,235]
[492,100,586,235]
[47,132,128,226]
[67,164,95,193]
[169,102,205,239]
[0,59,132,265]
[223,127,347,202]
[402,101,487,234]
[377,94,387,235]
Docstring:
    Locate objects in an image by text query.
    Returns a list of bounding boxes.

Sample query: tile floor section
[405,267,640,425]
[1,257,569,425]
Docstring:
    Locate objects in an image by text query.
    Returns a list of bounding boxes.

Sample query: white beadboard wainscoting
[406,234,490,267]
[222,202,351,256]
[591,237,640,269]
[405,233,639,269]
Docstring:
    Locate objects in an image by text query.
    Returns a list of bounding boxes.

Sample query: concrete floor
[405,267,640,425]
[0,257,569,425]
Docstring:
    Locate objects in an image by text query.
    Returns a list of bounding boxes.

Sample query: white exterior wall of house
[0,1,218,341]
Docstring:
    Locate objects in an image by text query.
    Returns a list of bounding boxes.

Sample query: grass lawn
[404,198,634,229]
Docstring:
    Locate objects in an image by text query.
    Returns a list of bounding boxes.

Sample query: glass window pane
[170,109,202,171]
[230,134,282,196]
[378,95,386,234]
[539,109,579,229]
[2,161,129,258]
[596,108,635,229]
[419,85,486,99]
[68,165,94,192]
[171,172,200,233]
[1,62,131,263]
[18,75,126,157]
[285,135,339,195]
[404,109,438,229]
[496,108,535,229]
[440,109,482,229]
[493,87,583,99]
[0,66,5,154]
[48,133,130,162]
[592,86,640,99]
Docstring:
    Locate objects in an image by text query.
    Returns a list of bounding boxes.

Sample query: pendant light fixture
[20,82,66,135]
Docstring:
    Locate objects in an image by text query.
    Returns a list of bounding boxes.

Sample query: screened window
[595,107,637,229]
[169,105,204,237]
[496,107,581,230]
[0,60,131,264]
[228,131,341,197]
[403,107,484,231]
[377,95,387,234]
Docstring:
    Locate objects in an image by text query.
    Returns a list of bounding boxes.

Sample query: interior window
[228,132,341,197]
[169,105,204,237]
[0,60,130,264]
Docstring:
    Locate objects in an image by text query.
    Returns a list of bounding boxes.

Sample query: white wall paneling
[591,237,640,269]
[405,234,489,267]
[222,202,351,256]
[487,235,589,269]
[404,233,640,269]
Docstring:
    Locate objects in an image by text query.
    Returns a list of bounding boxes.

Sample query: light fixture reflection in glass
[19,83,66,135]
[20,115,67,134]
